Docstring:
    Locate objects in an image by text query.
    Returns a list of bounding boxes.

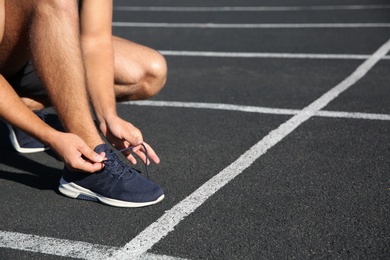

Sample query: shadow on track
[0,121,63,191]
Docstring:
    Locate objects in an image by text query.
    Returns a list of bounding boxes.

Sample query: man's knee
[144,51,167,98]
[113,39,168,100]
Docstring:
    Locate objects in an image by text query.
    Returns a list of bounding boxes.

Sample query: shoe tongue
[94,143,111,154]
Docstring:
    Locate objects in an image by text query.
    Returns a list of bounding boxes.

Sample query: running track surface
[1,0,390,259]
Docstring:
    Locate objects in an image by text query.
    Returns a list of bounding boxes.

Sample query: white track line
[112,22,390,28]
[317,111,390,120]
[0,231,186,260]
[124,101,299,115]
[159,50,390,60]
[113,5,390,12]
[0,230,116,260]
[123,100,390,121]
[110,39,390,260]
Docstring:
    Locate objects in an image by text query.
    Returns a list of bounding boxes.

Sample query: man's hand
[99,115,160,165]
[49,132,105,173]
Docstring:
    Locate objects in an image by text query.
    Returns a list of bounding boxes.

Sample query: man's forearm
[82,37,117,123]
[0,75,57,145]
[79,0,117,125]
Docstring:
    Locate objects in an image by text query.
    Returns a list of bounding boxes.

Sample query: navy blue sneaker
[7,110,64,153]
[58,144,164,207]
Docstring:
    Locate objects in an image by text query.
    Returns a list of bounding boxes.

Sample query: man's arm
[0,75,105,172]
[80,0,159,165]
[79,0,116,121]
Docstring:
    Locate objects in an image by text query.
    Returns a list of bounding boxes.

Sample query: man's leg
[112,36,167,101]
[27,0,103,148]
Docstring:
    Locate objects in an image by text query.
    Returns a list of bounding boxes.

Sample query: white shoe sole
[58,177,164,208]
[7,124,49,153]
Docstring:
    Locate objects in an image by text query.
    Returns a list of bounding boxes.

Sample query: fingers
[102,117,160,165]
[78,146,106,172]
[125,153,137,165]
[72,157,105,173]
[70,149,106,173]
[50,132,106,173]
[130,142,160,165]
[79,145,105,163]
[124,126,143,147]
[142,142,160,164]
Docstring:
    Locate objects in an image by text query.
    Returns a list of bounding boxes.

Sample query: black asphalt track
[1,0,390,259]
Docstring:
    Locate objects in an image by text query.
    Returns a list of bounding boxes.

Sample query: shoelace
[103,143,151,180]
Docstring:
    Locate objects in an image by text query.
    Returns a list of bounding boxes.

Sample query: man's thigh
[0,0,35,76]
[6,59,46,98]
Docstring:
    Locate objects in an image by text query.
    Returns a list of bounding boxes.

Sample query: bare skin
[0,0,105,172]
[0,0,167,170]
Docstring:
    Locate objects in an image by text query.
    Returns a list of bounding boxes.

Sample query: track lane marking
[113,22,390,28]
[123,101,390,121]
[113,5,390,12]
[0,230,186,260]
[159,50,390,60]
[110,38,390,259]
[0,230,116,260]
